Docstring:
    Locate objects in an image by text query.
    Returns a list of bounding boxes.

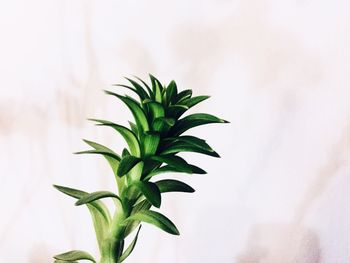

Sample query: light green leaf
[89,119,141,157]
[117,155,141,177]
[124,210,179,235]
[104,90,150,133]
[141,132,160,157]
[181,95,210,108]
[143,100,165,120]
[74,150,121,161]
[53,185,111,252]
[159,141,220,157]
[132,181,161,208]
[155,179,195,193]
[170,113,229,135]
[144,164,206,180]
[118,226,142,263]
[53,250,96,262]
[75,191,121,206]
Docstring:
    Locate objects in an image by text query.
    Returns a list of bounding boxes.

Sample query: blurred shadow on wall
[236,223,321,263]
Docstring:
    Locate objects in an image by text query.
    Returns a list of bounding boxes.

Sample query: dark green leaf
[89,119,141,157]
[75,191,121,206]
[159,141,220,157]
[118,226,142,263]
[117,155,141,177]
[132,181,161,208]
[176,89,192,103]
[104,90,150,133]
[133,75,153,98]
[53,250,96,262]
[166,105,189,119]
[181,95,210,108]
[150,155,192,173]
[74,150,121,161]
[155,179,195,193]
[170,113,229,135]
[143,100,165,120]
[122,148,130,157]
[149,74,163,103]
[125,77,150,100]
[165,80,178,105]
[124,210,179,235]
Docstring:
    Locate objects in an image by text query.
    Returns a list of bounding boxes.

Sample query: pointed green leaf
[75,150,121,161]
[75,191,121,206]
[150,155,193,173]
[89,119,141,157]
[125,77,150,99]
[165,80,178,105]
[124,210,180,235]
[155,179,195,193]
[141,132,160,157]
[122,148,130,157]
[53,250,96,262]
[133,75,153,98]
[128,121,138,135]
[181,95,210,108]
[144,164,206,180]
[132,181,161,208]
[176,89,192,103]
[118,226,142,263]
[149,74,163,103]
[104,90,150,132]
[112,84,145,101]
[80,140,121,176]
[159,141,220,157]
[170,113,229,135]
[117,155,141,177]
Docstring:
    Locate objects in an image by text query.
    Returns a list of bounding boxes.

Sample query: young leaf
[170,113,229,136]
[89,119,141,157]
[53,250,96,262]
[75,191,121,206]
[118,226,142,263]
[124,210,180,235]
[104,90,150,132]
[155,179,195,193]
[141,132,160,157]
[143,100,165,120]
[132,181,161,208]
[117,156,141,177]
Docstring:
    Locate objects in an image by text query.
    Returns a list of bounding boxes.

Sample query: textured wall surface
[1,0,350,262]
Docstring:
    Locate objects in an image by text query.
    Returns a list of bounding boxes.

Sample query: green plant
[53,74,228,263]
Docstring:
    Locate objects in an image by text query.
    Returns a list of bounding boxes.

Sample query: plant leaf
[118,226,142,263]
[181,95,210,108]
[117,155,141,177]
[155,179,195,193]
[159,141,220,157]
[165,80,178,105]
[176,89,192,103]
[166,105,189,119]
[74,150,121,161]
[89,119,141,157]
[152,117,175,133]
[53,185,111,253]
[143,100,165,120]
[141,132,160,157]
[132,181,161,208]
[75,191,121,206]
[170,113,229,136]
[53,250,96,262]
[150,155,193,173]
[125,77,150,100]
[104,90,150,133]
[124,210,180,235]
[149,74,163,103]
[133,75,153,98]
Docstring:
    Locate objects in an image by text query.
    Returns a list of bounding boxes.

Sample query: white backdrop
[1,0,350,262]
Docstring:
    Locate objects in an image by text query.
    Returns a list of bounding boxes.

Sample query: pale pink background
[1,0,350,262]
